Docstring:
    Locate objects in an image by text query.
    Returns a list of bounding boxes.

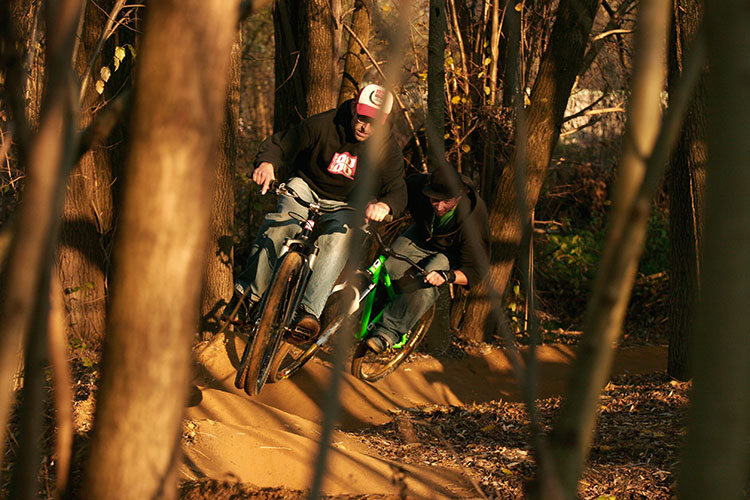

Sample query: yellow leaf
[95,80,105,94]
[446,56,454,66]
[477,71,485,78]
[484,86,491,95]
[461,97,467,103]
[484,57,492,66]
[114,46,126,62]
[461,144,470,153]
[99,66,111,82]
[451,95,461,104]
[501,467,513,475]
[418,71,427,81]
[114,57,120,71]
[515,2,523,11]
[443,133,450,139]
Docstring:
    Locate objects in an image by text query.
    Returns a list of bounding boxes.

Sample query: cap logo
[369,88,385,106]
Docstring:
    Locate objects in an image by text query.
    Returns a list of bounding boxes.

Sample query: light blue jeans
[236,177,354,318]
[372,224,450,344]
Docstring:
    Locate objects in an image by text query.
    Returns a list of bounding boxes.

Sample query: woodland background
[0,0,748,499]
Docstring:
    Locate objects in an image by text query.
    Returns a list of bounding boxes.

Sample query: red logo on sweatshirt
[328,152,358,179]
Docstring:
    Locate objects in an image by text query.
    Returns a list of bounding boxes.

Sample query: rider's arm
[374,143,408,217]
[254,119,316,189]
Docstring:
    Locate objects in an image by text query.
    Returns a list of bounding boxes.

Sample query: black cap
[422,167,468,200]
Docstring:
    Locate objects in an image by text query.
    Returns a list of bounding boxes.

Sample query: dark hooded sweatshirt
[405,173,490,289]
[254,100,407,216]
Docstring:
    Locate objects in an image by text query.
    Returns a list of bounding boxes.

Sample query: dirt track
[180,332,666,498]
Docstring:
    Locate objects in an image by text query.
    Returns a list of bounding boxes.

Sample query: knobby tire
[235,252,304,396]
[350,305,436,382]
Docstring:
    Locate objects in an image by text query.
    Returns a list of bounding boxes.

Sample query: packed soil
[174,329,683,500]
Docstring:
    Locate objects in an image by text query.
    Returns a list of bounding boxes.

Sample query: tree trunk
[0,0,81,479]
[459,0,600,341]
[338,0,371,104]
[200,36,241,339]
[300,0,338,114]
[666,0,706,381]
[59,0,134,350]
[81,1,238,498]
[273,0,337,132]
[272,0,305,131]
[677,1,750,496]
[539,1,672,497]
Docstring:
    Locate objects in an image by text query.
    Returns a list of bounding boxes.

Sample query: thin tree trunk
[201,36,241,339]
[81,1,238,498]
[460,0,600,341]
[678,0,750,497]
[338,0,371,104]
[0,0,81,478]
[540,1,673,497]
[427,0,446,171]
[666,0,706,381]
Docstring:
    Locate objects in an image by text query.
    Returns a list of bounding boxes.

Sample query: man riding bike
[224,84,407,340]
[365,166,491,353]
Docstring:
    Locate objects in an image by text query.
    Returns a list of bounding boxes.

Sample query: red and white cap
[356,84,394,123]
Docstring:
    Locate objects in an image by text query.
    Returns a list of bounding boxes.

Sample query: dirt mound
[180,332,666,498]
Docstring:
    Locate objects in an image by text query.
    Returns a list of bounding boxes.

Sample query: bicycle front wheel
[237,252,305,396]
[350,304,436,382]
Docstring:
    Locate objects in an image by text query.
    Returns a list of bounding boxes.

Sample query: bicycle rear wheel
[268,284,357,382]
[235,252,304,396]
[350,304,436,382]
[268,314,346,382]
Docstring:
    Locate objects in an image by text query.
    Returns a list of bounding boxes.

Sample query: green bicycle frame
[355,255,409,349]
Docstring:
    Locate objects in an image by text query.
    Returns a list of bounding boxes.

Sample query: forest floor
[171,325,684,500]
[3,295,683,500]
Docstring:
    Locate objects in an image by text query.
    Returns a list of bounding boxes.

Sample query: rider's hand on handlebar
[252,162,276,195]
[365,201,391,223]
[424,270,448,287]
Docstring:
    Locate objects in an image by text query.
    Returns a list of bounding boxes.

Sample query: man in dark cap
[366,166,491,353]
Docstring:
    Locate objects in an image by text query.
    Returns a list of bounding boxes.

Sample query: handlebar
[272,181,356,215]
[361,220,427,276]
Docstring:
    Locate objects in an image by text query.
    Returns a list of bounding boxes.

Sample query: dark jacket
[255,100,407,216]
[406,173,490,289]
